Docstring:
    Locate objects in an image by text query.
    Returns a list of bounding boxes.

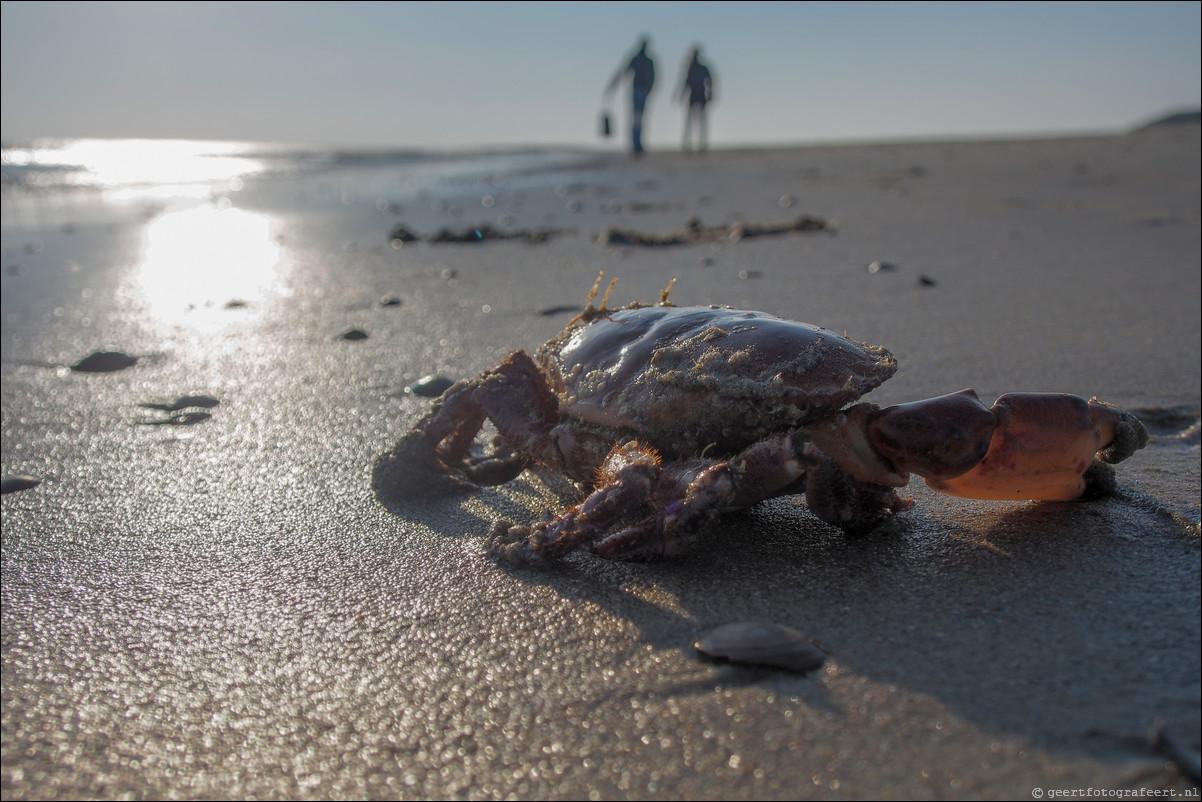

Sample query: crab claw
[872,392,1149,502]
[867,389,998,481]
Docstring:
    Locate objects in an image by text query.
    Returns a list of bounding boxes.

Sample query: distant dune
[1133,108,1202,131]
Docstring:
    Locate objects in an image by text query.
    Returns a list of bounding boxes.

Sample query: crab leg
[390,350,564,487]
[802,447,915,532]
[590,458,738,560]
[489,440,739,563]
[488,441,662,564]
[491,433,822,562]
[466,350,565,481]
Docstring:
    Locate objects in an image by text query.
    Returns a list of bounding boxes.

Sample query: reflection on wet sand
[137,203,285,327]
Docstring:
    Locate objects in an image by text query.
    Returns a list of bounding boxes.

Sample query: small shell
[695,621,826,672]
[140,394,220,412]
[137,412,212,426]
[164,412,212,426]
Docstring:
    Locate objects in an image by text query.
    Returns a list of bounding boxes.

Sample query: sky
[2,1,1199,151]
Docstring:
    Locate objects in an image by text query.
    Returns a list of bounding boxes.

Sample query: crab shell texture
[535,303,897,472]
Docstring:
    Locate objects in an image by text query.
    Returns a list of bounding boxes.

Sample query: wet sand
[2,128,1200,799]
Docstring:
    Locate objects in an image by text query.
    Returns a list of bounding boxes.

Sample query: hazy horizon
[3,1,1200,151]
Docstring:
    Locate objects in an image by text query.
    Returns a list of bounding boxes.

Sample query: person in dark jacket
[606,37,656,154]
[679,47,714,151]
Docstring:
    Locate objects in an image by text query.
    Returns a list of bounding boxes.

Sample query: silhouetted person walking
[606,37,656,155]
[679,47,713,151]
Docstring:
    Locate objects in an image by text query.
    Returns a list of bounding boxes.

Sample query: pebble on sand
[538,305,582,317]
[70,351,137,373]
[406,375,456,398]
[1,475,42,494]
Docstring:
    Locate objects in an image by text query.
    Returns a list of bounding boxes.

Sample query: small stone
[1,475,42,494]
[341,329,369,341]
[538,305,581,317]
[407,375,456,398]
[390,224,419,243]
[70,351,137,373]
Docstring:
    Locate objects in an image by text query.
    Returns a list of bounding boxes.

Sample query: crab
[376,275,1148,564]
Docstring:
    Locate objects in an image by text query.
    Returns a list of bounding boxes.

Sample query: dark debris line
[388,214,832,248]
[599,215,832,247]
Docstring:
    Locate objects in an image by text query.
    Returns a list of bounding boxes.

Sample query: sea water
[1,138,603,331]
[1,137,600,233]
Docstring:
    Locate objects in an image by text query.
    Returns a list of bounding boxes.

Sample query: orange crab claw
[922,393,1147,501]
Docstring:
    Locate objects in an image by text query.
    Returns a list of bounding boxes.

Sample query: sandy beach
[2,127,1200,799]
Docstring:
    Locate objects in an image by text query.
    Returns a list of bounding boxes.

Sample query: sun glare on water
[5,138,266,200]
[6,139,292,328]
[137,203,286,327]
